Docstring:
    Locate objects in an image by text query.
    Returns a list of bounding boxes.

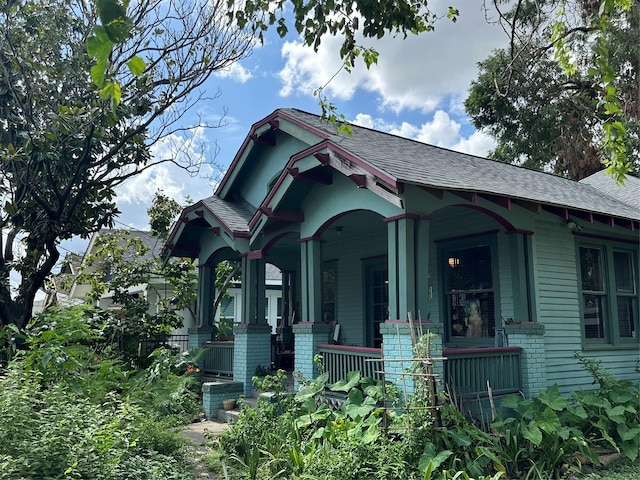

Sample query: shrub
[572,354,640,461]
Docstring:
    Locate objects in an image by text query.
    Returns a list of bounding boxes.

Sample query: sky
[58,1,510,263]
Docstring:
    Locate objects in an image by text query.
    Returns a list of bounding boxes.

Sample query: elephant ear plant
[571,354,640,461]
[491,384,599,480]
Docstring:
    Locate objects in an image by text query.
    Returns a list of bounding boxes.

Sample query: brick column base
[504,322,546,398]
[293,322,332,390]
[380,321,444,397]
[233,324,272,396]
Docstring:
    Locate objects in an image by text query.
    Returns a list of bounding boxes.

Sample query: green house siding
[323,224,387,346]
[237,134,309,207]
[532,219,583,394]
[533,219,640,394]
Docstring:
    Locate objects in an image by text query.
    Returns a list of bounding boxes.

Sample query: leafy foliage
[492,385,598,479]
[571,354,640,461]
[230,0,458,70]
[0,305,203,479]
[211,337,640,480]
[0,0,253,328]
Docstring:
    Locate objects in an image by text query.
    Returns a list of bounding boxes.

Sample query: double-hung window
[579,244,638,346]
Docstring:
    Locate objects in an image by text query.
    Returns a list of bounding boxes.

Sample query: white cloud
[114,127,216,229]
[214,62,253,83]
[278,2,507,114]
[352,110,496,158]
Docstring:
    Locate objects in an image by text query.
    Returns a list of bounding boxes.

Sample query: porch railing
[443,347,522,398]
[318,344,382,385]
[202,341,234,377]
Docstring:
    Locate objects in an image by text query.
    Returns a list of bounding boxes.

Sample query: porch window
[444,244,496,344]
[579,245,638,345]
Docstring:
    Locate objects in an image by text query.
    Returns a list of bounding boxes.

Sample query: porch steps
[216,396,258,423]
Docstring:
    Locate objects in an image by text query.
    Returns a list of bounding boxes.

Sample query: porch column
[294,239,326,390]
[197,264,216,326]
[504,322,547,398]
[415,217,432,321]
[300,238,322,323]
[386,215,417,320]
[234,255,271,396]
[381,321,444,399]
[293,322,332,389]
[240,255,267,325]
[188,264,216,350]
[507,232,534,322]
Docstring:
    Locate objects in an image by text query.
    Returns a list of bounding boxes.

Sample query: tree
[0,0,253,328]
[0,0,460,329]
[466,0,639,181]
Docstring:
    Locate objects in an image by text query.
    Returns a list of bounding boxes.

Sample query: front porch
[195,321,545,418]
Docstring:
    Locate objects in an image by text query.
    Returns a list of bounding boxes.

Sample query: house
[164,108,639,400]
[59,229,282,357]
[58,229,196,353]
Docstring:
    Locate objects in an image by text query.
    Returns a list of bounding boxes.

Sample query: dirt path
[181,420,229,479]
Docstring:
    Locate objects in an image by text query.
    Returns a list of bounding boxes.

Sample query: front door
[364,257,388,348]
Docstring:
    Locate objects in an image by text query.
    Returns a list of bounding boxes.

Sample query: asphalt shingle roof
[201,196,254,233]
[281,108,640,222]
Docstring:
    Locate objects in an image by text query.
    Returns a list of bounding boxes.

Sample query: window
[219,296,235,322]
[322,260,337,323]
[579,245,638,345]
[443,242,497,345]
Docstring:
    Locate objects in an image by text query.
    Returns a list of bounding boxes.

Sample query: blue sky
[58,1,509,261]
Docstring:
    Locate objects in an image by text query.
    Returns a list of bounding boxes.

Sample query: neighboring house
[217,263,283,335]
[37,252,84,313]
[164,108,639,399]
[57,230,282,351]
[65,230,197,346]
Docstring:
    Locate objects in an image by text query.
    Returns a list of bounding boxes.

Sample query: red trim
[383,213,420,223]
[453,204,517,232]
[384,319,433,324]
[318,344,382,354]
[298,235,323,242]
[246,250,264,260]
[443,347,522,355]
[314,152,330,165]
[348,173,367,188]
[262,231,296,254]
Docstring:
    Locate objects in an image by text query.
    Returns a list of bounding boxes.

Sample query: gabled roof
[278,109,640,221]
[166,108,640,258]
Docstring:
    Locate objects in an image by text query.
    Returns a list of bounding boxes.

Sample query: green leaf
[100,82,122,105]
[538,384,567,410]
[105,18,133,43]
[522,422,543,445]
[127,56,145,76]
[90,61,107,88]
[87,29,113,59]
[97,0,126,25]
[330,370,361,392]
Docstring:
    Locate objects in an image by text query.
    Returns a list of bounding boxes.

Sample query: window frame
[438,233,500,348]
[578,240,639,348]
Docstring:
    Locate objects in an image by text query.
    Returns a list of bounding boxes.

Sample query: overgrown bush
[571,354,640,461]
[0,305,202,479]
